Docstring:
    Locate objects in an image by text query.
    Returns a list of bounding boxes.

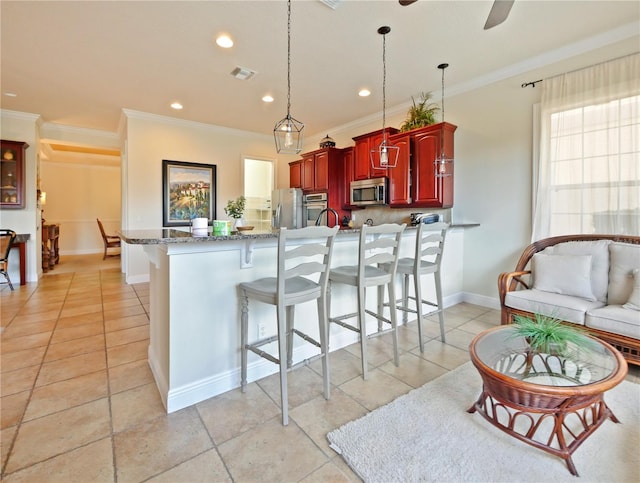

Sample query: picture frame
[162,159,216,227]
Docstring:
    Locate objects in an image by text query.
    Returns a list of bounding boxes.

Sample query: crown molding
[0,109,41,122]
[121,109,272,141]
[314,21,639,139]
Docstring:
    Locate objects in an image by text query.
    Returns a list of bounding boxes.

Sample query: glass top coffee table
[468,325,628,476]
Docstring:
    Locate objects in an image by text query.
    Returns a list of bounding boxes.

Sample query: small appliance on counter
[410,213,441,226]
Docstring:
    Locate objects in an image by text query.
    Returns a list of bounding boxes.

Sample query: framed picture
[162,160,216,227]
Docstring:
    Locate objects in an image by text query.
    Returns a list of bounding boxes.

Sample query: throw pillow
[623,269,640,311]
[532,253,596,301]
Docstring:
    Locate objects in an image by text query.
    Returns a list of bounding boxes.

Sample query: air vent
[230,66,257,81]
[319,0,343,9]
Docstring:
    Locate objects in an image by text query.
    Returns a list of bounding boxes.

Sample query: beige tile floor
[1,255,638,482]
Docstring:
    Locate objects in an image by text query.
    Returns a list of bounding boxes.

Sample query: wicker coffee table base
[467,389,620,476]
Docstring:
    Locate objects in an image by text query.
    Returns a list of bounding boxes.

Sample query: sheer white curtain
[532,53,640,240]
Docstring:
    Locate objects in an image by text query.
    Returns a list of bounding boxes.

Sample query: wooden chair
[0,229,17,290]
[96,218,121,259]
[239,225,339,425]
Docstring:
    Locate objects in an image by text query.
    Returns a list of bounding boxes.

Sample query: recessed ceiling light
[216,34,234,48]
[358,89,371,97]
[262,95,274,103]
[3,92,17,97]
[170,102,183,110]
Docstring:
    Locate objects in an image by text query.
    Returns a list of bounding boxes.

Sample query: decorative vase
[233,217,244,231]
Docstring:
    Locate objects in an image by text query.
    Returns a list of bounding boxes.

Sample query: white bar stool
[239,225,339,425]
[327,223,405,379]
[393,222,449,352]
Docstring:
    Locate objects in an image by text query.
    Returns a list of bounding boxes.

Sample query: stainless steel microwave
[350,177,387,206]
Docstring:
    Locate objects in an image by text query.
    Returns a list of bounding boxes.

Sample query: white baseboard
[148,290,501,413]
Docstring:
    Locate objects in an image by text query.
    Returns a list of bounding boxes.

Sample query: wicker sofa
[498,234,640,366]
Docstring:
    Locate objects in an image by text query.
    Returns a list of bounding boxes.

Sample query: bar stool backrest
[358,223,406,279]
[414,222,449,271]
[277,225,339,301]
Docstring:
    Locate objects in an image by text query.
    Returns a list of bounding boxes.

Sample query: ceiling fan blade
[484,0,515,30]
[399,0,418,6]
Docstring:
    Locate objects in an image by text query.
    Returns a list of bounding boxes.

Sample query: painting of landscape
[162,160,216,226]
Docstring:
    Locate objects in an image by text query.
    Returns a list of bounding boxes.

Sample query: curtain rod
[521,52,638,89]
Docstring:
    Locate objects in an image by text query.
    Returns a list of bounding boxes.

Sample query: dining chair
[392,222,449,352]
[327,223,406,380]
[239,225,339,425]
[96,218,121,259]
[0,229,18,290]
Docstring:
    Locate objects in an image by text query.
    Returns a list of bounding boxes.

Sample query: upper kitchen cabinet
[289,160,302,189]
[411,122,456,208]
[1,140,28,209]
[352,128,398,181]
[341,147,354,209]
[290,147,342,194]
[387,132,411,206]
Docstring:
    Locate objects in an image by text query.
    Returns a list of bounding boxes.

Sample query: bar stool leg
[377,285,384,332]
[387,280,400,366]
[286,305,295,369]
[357,285,368,380]
[402,274,409,325]
[240,291,249,392]
[317,297,330,400]
[414,272,425,353]
[435,272,446,342]
[277,302,289,425]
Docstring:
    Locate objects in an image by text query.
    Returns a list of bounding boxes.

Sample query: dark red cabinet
[1,140,28,209]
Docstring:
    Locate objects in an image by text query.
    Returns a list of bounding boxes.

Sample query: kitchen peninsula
[120,225,463,413]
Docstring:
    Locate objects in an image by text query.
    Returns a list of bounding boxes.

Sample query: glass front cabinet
[1,140,28,209]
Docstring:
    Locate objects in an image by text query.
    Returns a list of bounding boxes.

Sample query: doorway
[242,156,274,230]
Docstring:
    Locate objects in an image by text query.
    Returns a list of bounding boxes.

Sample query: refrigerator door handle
[274,203,281,228]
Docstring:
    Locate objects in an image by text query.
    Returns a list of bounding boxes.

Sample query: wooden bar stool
[239,225,338,425]
[327,223,405,380]
[393,222,449,352]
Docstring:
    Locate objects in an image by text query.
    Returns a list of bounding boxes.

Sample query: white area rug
[327,362,640,483]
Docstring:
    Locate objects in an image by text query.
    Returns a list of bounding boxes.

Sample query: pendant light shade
[274,0,304,154]
[371,26,399,170]
[435,63,453,177]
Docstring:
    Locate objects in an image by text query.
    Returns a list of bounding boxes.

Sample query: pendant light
[435,63,453,177]
[273,0,304,154]
[370,26,399,170]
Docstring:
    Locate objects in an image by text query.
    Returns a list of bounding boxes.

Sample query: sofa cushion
[586,305,640,339]
[608,242,640,305]
[540,240,611,303]
[623,269,640,311]
[532,253,596,301]
[505,289,604,325]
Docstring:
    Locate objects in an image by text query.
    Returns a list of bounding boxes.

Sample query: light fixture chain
[441,66,445,123]
[286,0,292,116]
[382,32,386,131]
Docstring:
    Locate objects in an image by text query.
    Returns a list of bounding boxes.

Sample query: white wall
[121,110,293,283]
[40,161,121,255]
[0,110,41,284]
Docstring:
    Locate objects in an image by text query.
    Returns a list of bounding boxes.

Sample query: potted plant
[511,312,592,355]
[224,195,246,229]
[399,92,440,132]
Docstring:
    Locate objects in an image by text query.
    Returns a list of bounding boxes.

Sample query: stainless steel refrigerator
[271,188,303,229]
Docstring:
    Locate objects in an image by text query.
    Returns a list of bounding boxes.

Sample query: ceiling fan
[399,0,515,30]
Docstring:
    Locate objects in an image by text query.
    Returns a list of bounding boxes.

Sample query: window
[533,54,640,239]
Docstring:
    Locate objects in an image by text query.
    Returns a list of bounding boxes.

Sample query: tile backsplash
[348,207,450,228]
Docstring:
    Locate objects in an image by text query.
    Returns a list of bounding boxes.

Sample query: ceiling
[1,1,639,148]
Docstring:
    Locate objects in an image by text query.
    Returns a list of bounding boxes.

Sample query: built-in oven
[302,192,328,227]
[350,177,387,206]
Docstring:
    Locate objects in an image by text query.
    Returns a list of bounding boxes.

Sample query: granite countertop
[119,222,478,245]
